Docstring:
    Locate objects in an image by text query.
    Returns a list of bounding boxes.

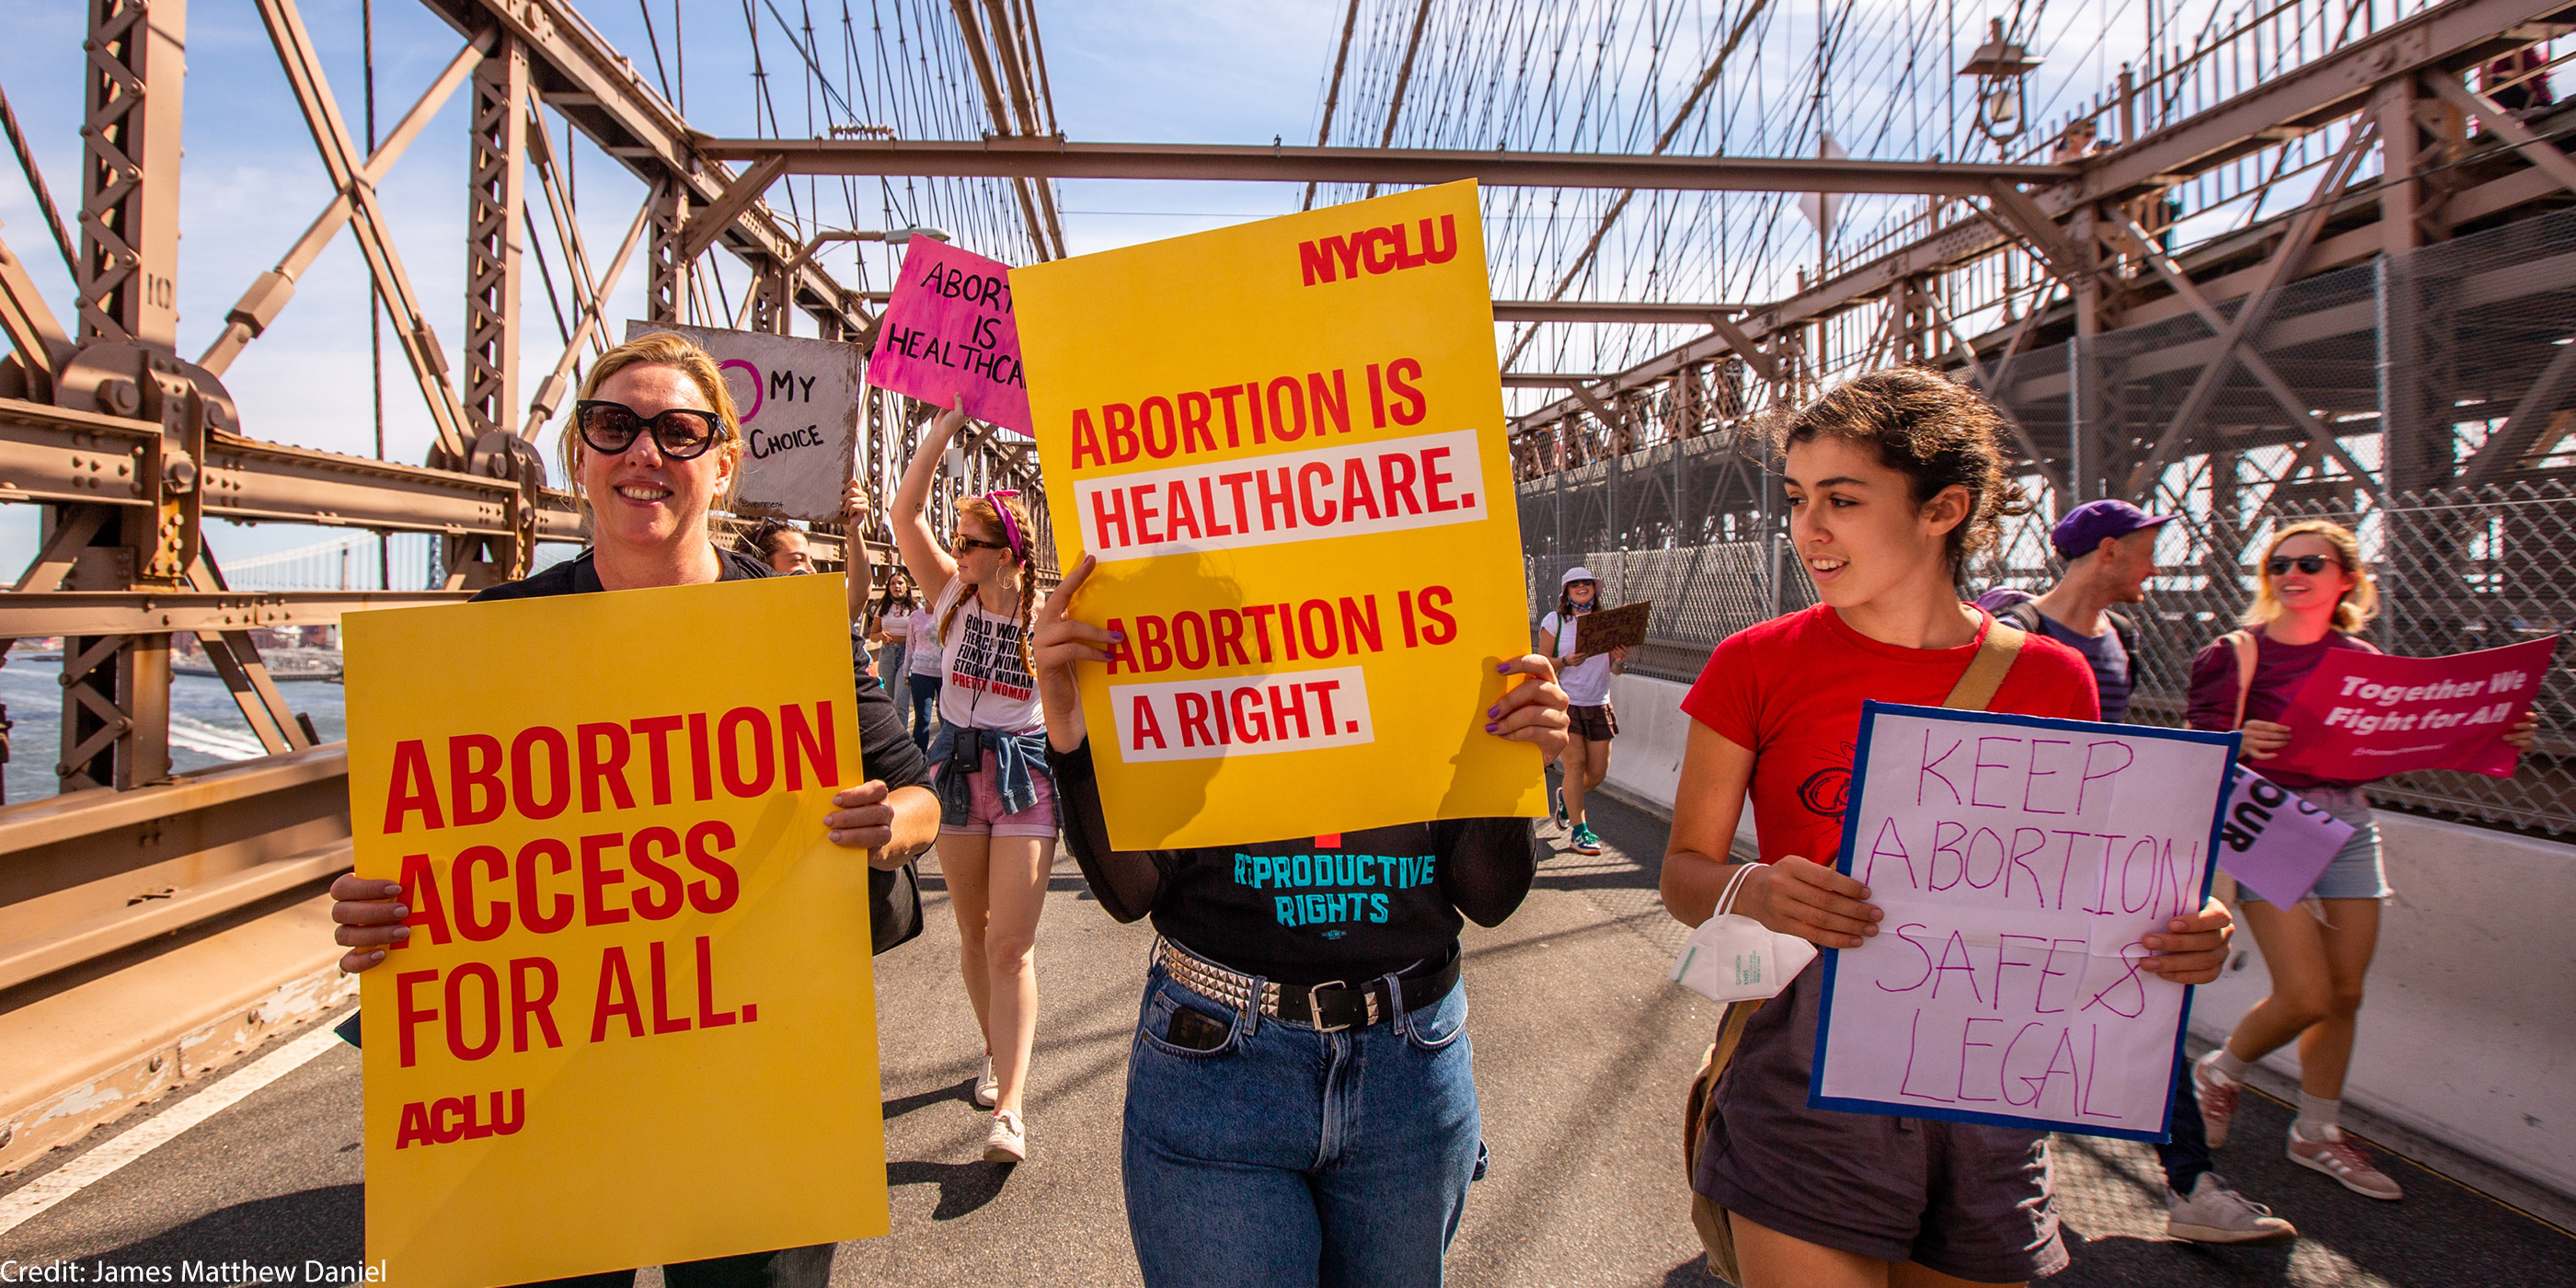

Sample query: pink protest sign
[2267,637,2558,778]
[867,238,1030,433]
[2215,768,2354,906]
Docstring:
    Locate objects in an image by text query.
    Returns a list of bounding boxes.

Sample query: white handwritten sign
[625,321,861,523]
[1811,702,2238,1141]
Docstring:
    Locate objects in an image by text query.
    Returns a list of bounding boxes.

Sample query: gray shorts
[1693,961,2068,1282]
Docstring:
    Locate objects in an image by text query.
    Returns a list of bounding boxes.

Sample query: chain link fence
[1519,207,2576,835]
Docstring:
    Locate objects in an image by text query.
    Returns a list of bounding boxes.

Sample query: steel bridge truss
[0,0,2570,1174]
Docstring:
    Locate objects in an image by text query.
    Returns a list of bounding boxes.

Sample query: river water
[0,661,348,805]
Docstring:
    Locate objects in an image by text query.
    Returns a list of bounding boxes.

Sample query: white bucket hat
[1561,566,1598,586]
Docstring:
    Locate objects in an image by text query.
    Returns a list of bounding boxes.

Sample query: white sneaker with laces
[2166,1173,2298,1244]
[983,1109,1026,1164]
[973,1056,997,1109]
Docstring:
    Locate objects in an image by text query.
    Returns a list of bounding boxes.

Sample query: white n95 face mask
[1669,861,1818,1004]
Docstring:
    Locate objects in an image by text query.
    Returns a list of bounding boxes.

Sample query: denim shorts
[936,746,1060,839]
[1122,960,1483,1288]
[2239,784,2388,903]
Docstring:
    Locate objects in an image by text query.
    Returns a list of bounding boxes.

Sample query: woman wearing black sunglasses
[327,332,939,1288]
[2183,520,2535,1204]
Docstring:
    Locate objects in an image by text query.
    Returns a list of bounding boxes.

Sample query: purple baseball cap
[2052,499,2174,558]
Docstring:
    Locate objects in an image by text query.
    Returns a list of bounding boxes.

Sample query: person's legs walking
[2295,898,2382,1104]
[908,675,940,751]
[939,832,996,1055]
[1310,985,1482,1288]
[2161,1047,2296,1243]
[982,834,1052,1121]
[2283,897,2398,1198]
[2158,1048,2213,1195]
[1123,972,1328,1288]
[1560,735,1596,825]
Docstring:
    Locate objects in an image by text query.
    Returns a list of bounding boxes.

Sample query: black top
[470,548,932,794]
[1049,741,1539,985]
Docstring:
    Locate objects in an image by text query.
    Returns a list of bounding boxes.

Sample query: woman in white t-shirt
[892,398,1054,1165]
[1537,567,1627,856]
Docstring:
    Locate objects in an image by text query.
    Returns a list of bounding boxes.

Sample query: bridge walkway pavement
[0,791,2567,1285]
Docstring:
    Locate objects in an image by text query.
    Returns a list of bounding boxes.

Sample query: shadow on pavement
[882,1080,976,1121]
[885,1159,1014,1222]
[92,1184,364,1268]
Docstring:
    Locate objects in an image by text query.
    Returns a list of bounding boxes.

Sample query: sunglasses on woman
[2264,554,2341,576]
[574,399,728,460]
[953,536,1013,554]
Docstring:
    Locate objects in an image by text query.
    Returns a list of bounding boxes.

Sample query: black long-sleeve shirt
[1048,741,1540,985]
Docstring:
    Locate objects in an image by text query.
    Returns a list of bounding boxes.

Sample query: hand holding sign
[2267,637,2558,777]
[868,240,1031,433]
[1811,702,2239,1141]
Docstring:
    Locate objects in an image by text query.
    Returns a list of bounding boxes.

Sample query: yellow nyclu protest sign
[1014,179,1543,849]
[345,574,886,1288]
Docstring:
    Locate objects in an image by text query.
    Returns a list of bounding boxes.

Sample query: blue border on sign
[1803,700,2241,1144]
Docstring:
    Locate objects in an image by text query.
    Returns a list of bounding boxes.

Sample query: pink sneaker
[2288,1124,2403,1201]
[2193,1052,2241,1149]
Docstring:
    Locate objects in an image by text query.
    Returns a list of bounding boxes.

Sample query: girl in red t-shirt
[1662,369,2237,1288]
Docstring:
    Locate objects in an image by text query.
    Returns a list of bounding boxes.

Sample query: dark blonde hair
[937,493,1039,684]
[1768,366,2030,579]
[557,332,744,523]
[2243,519,2377,633]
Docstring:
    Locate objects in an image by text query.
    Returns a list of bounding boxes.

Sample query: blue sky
[0,0,1344,571]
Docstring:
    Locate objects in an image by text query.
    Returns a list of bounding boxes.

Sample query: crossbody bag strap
[1942,619,2028,711]
[2224,629,2259,730]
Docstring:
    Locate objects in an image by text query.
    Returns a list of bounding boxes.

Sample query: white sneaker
[2166,1173,2297,1244]
[972,1056,998,1109]
[983,1109,1026,1163]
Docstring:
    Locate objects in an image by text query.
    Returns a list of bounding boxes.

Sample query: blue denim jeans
[2158,1047,2213,1195]
[1121,962,1484,1288]
[906,674,941,752]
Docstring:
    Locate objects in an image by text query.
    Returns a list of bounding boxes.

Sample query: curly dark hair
[1766,366,2030,580]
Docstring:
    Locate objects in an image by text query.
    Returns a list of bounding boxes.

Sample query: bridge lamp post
[1961,18,2043,145]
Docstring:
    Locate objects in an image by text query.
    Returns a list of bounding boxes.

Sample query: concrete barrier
[1586,671,2576,1201]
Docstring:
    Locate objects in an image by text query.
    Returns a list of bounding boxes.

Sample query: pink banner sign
[2215,768,2354,906]
[867,238,1030,433]
[2267,637,2558,778]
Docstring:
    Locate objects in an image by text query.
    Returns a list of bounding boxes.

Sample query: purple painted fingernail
[1110,632,1124,640]
[1484,721,1500,732]
[1487,704,1501,718]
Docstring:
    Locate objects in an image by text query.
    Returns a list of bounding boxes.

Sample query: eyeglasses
[953,536,1013,554]
[574,399,727,461]
[2265,554,2341,576]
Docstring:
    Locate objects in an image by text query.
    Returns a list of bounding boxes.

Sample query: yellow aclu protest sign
[1014,179,1543,848]
[344,574,886,1288]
